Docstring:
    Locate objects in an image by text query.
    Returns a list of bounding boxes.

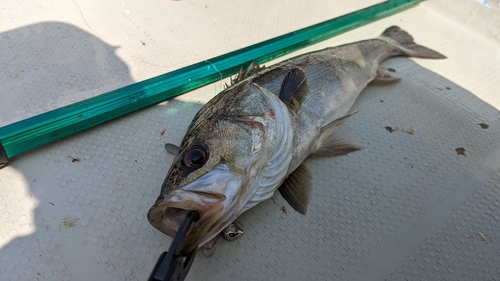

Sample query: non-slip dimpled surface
[1,1,500,280]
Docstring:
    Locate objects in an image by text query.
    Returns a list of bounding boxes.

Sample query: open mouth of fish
[148,164,244,254]
[162,207,198,233]
[147,190,232,253]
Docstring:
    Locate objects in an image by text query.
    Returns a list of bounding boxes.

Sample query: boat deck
[1,1,500,280]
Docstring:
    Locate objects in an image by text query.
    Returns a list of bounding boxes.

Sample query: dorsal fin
[279,67,309,113]
[278,163,312,215]
[225,61,265,88]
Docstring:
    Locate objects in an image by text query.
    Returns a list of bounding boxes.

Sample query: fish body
[148,26,445,255]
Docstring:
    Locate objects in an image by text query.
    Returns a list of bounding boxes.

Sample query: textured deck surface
[1,1,500,281]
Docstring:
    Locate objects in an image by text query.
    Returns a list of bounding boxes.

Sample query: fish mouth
[147,190,230,254]
[148,164,243,254]
[150,207,199,237]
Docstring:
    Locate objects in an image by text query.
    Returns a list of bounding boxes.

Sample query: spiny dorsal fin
[225,61,265,88]
[370,67,401,85]
[278,163,312,215]
[313,111,364,156]
[279,67,309,113]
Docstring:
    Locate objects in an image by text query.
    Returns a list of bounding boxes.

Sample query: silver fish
[148,26,445,255]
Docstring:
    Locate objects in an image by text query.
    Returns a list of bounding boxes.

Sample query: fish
[148,26,445,255]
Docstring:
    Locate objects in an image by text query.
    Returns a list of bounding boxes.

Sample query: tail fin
[379,26,446,59]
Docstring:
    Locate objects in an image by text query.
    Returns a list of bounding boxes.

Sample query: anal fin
[278,163,312,215]
[314,111,364,156]
[370,67,401,85]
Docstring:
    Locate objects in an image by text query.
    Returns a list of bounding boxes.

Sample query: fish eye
[182,145,208,168]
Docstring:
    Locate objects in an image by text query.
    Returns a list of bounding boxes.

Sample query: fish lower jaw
[148,200,232,242]
[148,205,198,238]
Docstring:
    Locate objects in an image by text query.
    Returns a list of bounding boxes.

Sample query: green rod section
[0,0,422,163]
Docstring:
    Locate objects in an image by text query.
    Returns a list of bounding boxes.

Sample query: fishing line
[204,60,223,95]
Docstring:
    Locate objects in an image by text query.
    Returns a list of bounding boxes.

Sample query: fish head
[148,81,293,255]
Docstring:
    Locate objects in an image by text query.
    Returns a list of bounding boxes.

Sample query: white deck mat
[1,1,500,280]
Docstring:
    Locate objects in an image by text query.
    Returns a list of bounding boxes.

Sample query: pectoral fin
[278,163,312,215]
[164,143,179,155]
[313,111,364,156]
[279,67,309,113]
[370,67,401,85]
